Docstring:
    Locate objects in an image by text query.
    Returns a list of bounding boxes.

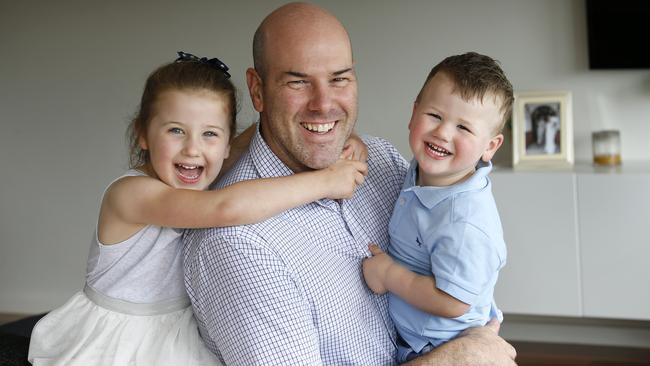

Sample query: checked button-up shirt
[184,125,408,365]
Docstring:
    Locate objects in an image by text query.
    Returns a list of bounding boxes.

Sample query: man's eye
[287,80,308,89]
[168,127,184,134]
[331,77,349,86]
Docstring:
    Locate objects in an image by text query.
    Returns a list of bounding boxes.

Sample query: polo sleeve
[429,223,502,306]
[184,229,322,366]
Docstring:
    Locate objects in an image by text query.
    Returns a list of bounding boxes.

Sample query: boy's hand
[320,157,368,200]
[341,133,368,162]
[362,244,394,294]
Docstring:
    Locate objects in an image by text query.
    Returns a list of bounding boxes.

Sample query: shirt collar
[249,123,294,179]
[404,159,493,209]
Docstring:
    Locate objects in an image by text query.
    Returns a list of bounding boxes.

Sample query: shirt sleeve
[428,222,502,306]
[184,229,323,366]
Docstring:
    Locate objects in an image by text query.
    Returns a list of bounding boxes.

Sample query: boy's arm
[104,157,367,230]
[362,245,469,318]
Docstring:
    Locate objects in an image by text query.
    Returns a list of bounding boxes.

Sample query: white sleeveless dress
[28,170,222,366]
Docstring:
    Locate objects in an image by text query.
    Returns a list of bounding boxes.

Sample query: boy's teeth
[426,143,451,156]
[302,122,335,133]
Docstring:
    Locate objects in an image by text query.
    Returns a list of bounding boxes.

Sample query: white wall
[1,0,649,330]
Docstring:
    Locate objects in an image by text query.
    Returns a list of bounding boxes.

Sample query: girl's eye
[168,127,184,134]
[203,131,219,137]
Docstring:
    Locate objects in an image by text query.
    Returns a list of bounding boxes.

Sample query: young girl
[28,52,368,366]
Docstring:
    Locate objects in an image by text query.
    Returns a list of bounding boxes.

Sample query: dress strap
[84,284,190,315]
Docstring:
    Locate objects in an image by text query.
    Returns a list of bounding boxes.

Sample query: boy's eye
[168,127,184,134]
[458,125,472,133]
[427,113,442,121]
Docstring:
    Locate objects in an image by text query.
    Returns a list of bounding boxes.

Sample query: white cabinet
[491,171,582,317]
[490,164,650,320]
[577,171,650,320]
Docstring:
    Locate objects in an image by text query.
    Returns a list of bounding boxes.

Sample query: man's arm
[403,320,517,366]
[185,230,323,366]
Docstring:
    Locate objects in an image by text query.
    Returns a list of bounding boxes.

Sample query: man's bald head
[252,2,352,79]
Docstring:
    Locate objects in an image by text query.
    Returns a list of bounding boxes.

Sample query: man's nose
[307,82,333,112]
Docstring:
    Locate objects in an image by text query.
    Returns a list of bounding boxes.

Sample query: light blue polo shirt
[388,159,506,352]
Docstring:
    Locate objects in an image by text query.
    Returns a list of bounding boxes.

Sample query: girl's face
[139,89,231,191]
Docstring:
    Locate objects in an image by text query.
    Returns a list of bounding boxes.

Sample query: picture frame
[511,91,574,169]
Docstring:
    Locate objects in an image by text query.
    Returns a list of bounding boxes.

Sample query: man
[183,3,517,365]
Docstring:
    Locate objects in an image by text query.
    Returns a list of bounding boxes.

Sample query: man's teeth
[426,143,451,156]
[302,122,335,133]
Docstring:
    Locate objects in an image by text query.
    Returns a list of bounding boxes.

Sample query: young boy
[362,52,514,363]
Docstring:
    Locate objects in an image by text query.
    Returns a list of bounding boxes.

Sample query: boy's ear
[408,101,419,130]
[481,133,504,162]
[246,68,264,113]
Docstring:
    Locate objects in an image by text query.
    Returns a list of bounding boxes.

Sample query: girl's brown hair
[126,57,237,168]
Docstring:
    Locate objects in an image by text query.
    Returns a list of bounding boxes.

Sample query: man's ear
[246,68,264,113]
[482,133,504,162]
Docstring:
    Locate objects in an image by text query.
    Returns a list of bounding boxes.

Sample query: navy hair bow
[175,51,231,79]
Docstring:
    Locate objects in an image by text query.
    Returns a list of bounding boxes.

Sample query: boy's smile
[408,72,503,187]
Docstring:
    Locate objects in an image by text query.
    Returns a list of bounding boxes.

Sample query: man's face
[251,30,358,172]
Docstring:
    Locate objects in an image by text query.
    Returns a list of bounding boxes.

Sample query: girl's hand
[319,157,368,200]
[362,244,393,294]
[341,133,368,162]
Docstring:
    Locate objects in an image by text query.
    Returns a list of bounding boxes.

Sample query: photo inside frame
[524,102,562,156]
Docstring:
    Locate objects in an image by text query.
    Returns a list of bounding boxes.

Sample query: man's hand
[404,319,517,366]
[362,244,394,294]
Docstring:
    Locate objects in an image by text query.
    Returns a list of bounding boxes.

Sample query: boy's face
[408,72,503,187]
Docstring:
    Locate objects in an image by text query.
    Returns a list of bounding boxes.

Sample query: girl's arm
[362,244,470,318]
[100,156,367,243]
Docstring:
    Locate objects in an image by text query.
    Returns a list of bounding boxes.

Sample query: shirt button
[399,197,406,205]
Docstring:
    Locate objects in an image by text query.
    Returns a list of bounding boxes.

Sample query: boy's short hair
[417,52,514,133]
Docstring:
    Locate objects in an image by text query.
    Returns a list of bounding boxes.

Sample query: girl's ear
[246,67,264,113]
[138,134,148,151]
[481,133,504,162]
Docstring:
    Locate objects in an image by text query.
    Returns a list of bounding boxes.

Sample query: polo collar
[404,159,492,210]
